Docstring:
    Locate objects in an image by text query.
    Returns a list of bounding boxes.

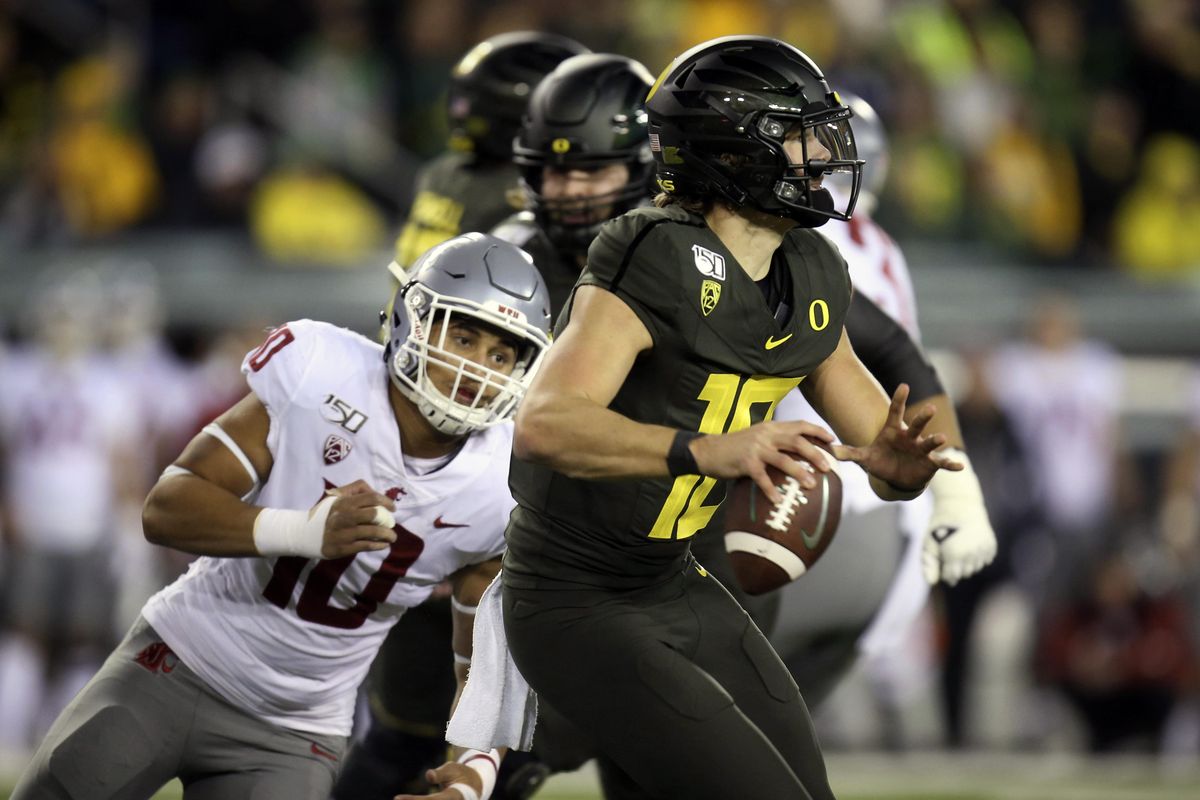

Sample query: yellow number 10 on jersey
[647,373,801,540]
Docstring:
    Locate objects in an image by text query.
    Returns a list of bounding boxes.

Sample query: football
[723,446,843,595]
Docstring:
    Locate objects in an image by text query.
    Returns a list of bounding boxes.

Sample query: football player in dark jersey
[390,31,588,277]
[488,36,962,800]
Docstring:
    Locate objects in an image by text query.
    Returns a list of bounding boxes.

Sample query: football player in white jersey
[11,233,551,800]
[768,93,997,712]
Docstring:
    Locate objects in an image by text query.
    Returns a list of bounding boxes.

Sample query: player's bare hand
[394,761,480,800]
[830,384,963,494]
[692,420,835,504]
[319,480,396,558]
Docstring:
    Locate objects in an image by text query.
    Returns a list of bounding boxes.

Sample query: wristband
[451,748,500,800]
[667,431,703,477]
[252,495,335,558]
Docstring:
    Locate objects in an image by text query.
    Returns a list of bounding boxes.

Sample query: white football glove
[921,448,997,586]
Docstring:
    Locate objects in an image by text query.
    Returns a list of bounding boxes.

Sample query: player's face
[783,125,832,187]
[539,164,631,225]
[426,317,520,406]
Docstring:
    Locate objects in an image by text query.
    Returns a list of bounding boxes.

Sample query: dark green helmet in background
[447,31,589,163]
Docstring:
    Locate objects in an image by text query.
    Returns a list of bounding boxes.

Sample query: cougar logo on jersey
[323,435,353,465]
[692,244,726,280]
[321,395,368,433]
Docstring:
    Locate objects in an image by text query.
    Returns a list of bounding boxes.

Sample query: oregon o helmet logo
[551,138,571,154]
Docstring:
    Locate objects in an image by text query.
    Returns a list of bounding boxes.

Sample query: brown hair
[653,192,713,214]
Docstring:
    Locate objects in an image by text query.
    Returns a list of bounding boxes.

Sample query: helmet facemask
[756,105,861,224]
[387,282,550,437]
[685,99,863,226]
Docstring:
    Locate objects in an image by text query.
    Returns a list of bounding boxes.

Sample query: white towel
[446,571,538,751]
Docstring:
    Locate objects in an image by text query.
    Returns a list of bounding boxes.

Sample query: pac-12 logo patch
[692,244,726,280]
[323,435,353,465]
[701,280,721,316]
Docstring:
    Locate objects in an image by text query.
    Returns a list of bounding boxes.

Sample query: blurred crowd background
[2,0,1198,271]
[1,0,1200,781]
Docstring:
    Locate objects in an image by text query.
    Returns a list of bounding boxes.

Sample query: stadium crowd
[0,0,1198,273]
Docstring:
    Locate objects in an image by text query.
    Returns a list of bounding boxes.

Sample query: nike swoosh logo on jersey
[433,516,468,529]
[310,742,339,761]
[765,333,793,350]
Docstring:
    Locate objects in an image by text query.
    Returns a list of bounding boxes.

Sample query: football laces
[765,463,813,532]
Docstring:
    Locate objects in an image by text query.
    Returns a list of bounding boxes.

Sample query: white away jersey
[143,320,514,736]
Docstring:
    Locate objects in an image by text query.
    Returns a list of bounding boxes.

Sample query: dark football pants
[503,559,835,800]
[11,618,345,800]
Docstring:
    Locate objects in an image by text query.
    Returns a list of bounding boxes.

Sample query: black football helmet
[512,54,656,255]
[644,35,864,227]
[447,31,589,163]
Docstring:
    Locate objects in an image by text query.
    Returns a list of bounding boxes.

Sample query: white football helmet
[383,233,552,436]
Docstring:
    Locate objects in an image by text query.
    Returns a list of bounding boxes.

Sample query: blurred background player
[11,235,552,800]
[389,31,588,281]
[97,265,205,642]
[767,92,996,739]
[0,271,139,756]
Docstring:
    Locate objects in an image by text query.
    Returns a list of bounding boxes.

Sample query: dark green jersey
[490,211,581,315]
[393,153,522,268]
[505,204,852,587]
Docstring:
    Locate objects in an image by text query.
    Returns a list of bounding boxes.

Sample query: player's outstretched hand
[691,420,835,504]
[830,384,963,493]
[320,480,396,558]
[394,761,481,800]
